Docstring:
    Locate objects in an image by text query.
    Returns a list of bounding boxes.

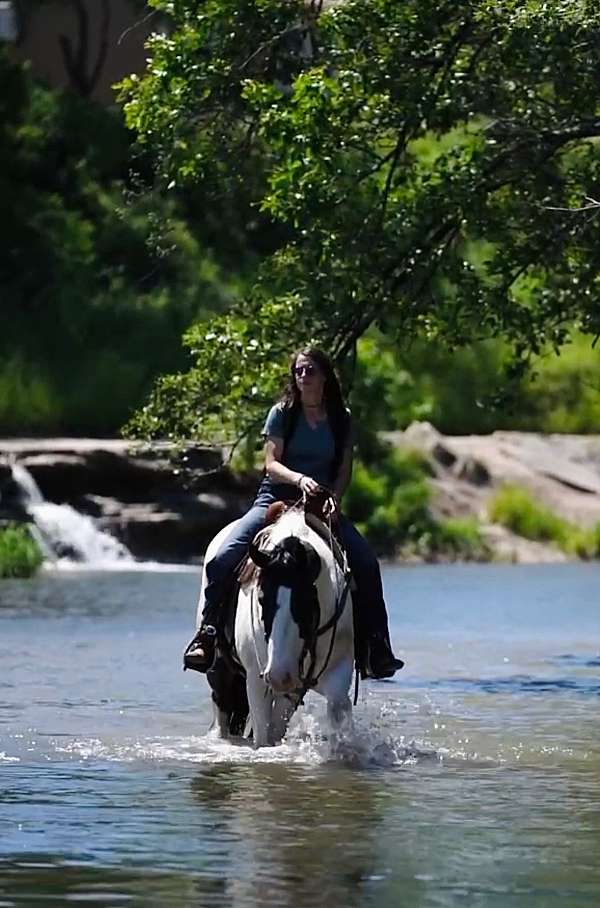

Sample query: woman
[185,347,404,679]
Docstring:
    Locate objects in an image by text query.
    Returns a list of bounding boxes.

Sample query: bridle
[294,562,353,706]
[249,517,353,706]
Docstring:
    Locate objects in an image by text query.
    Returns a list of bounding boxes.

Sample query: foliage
[488,484,600,558]
[0,524,43,579]
[343,445,488,559]
[0,47,234,435]
[514,334,600,433]
[353,330,600,436]
[344,447,431,553]
[120,0,600,445]
[419,518,492,562]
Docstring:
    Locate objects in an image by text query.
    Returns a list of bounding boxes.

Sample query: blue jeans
[202,505,390,640]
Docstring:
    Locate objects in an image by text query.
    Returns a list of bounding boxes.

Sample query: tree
[0,47,232,435]
[119,0,600,444]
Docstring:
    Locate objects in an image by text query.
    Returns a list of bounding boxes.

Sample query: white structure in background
[10,463,134,567]
[0,1,17,42]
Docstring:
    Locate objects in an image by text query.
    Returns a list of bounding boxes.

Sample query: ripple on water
[552,652,600,667]
[406,674,600,696]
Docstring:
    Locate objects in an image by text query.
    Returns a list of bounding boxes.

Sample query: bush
[428,518,492,561]
[344,448,431,555]
[0,50,237,437]
[488,485,568,543]
[0,524,43,579]
[488,485,600,558]
[344,446,488,560]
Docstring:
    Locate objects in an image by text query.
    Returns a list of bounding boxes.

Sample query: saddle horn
[248,540,271,570]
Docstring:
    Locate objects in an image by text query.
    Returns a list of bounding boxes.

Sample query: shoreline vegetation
[488,486,600,560]
[0,524,43,579]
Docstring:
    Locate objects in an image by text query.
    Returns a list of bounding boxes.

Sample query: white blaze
[264,587,304,691]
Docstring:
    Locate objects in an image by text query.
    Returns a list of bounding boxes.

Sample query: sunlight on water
[1,563,600,908]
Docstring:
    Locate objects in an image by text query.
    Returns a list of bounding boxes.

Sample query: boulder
[390,423,600,558]
[99,492,249,561]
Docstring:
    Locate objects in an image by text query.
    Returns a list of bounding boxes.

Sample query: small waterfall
[10,463,134,567]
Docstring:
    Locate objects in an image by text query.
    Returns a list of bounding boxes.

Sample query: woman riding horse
[185,347,404,679]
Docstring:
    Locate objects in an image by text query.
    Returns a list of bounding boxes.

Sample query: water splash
[53,702,441,770]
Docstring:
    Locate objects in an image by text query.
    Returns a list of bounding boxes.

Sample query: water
[9,464,134,566]
[1,563,599,907]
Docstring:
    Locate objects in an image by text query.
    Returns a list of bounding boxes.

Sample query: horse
[195,506,355,748]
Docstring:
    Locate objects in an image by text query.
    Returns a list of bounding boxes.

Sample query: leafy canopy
[119,0,600,443]
[0,46,232,434]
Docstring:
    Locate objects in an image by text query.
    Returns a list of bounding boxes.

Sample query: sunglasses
[294,363,317,377]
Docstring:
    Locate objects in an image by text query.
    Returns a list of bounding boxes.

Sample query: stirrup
[183,625,217,674]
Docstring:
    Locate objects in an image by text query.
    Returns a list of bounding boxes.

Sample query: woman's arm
[264,437,320,495]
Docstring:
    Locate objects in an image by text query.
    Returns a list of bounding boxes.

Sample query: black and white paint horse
[196,508,354,748]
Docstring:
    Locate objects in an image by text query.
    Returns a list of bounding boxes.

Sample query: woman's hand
[323,494,340,519]
[298,474,321,497]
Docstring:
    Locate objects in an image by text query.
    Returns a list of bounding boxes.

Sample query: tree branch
[88,0,111,97]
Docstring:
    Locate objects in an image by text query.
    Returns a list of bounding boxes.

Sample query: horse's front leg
[315,657,354,731]
[269,695,295,745]
[246,669,273,748]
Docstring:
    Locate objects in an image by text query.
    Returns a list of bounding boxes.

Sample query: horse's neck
[260,512,340,614]
[266,509,306,545]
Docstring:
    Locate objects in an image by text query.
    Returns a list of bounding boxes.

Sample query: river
[1,563,599,907]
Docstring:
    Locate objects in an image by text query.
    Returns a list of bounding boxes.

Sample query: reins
[294,563,353,706]
[292,498,356,706]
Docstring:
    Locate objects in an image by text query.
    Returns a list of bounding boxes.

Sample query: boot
[183,624,217,673]
[362,633,404,680]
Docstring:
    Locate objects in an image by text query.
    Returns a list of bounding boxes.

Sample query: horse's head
[248,534,322,693]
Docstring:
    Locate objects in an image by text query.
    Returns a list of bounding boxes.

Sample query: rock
[15,451,182,503]
[389,422,600,562]
[432,442,458,469]
[456,456,490,486]
[387,420,441,453]
[479,523,568,564]
[98,492,247,561]
[0,439,257,563]
[5,427,600,565]
[0,458,12,487]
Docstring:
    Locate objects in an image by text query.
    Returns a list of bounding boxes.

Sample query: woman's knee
[207,508,267,579]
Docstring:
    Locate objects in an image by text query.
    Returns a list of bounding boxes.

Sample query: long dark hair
[280,347,350,482]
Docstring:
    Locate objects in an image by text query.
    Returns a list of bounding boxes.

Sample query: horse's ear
[248,540,271,569]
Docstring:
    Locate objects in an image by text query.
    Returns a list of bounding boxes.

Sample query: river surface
[1,563,599,907]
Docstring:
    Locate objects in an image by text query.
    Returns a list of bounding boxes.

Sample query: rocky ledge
[3,426,600,564]
[0,439,257,562]
[391,422,600,563]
